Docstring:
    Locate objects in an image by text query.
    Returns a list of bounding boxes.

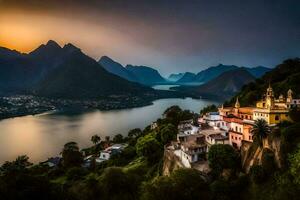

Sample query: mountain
[244,66,271,78]
[173,64,269,85]
[168,73,184,82]
[125,65,166,85]
[175,68,255,100]
[98,56,138,82]
[35,48,152,99]
[0,47,39,94]
[175,72,196,84]
[0,40,153,99]
[193,64,239,83]
[227,58,300,106]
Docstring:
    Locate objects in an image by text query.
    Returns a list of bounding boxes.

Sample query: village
[42,85,300,173]
[163,85,300,173]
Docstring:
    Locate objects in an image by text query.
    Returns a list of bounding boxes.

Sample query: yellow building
[253,85,291,125]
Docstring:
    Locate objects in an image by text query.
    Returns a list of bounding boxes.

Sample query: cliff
[241,135,282,173]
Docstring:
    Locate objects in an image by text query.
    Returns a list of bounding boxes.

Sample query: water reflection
[0,98,220,163]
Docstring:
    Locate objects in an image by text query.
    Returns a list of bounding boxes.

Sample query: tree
[289,107,300,122]
[208,144,239,177]
[91,134,101,145]
[62,142,83,168]
[200,104,218,115]
[113,134,124,143]
[136,134,163,163]
[289,145,300,185]
[251,119,271,147]
[1,155,32,175]
[141,168,211,200]
[99,167,139,200]
[128,128,142,139]
[159,124,177,145]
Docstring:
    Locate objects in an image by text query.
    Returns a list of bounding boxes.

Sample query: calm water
[0,98,219,163]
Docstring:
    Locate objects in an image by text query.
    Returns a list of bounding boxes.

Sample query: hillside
[125,64,166,85]
[175,72,197,84]
[168,73,184,82]
[34,46,152,99]
[0,40,154,99]
[227,58,300,106]
[98,56,138,82]
[175,68,255,100]
[193,64,239,83]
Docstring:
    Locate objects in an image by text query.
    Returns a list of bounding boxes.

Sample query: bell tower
[266,84,274,109]
[287,89,293,103]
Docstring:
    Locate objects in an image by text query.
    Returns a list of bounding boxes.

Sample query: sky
[0,0,299,76]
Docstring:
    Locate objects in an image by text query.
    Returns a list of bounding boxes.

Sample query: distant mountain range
[167,73,184,82]
[0,40,272,101]
[0,41,152,98]
[170,64,270,85]
[173,68,256,100]
[99,56,166,86]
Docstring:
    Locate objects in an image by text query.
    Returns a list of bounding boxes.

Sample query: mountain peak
[46,40,61,48]
[99,56,114,63]
[63,43,81,53]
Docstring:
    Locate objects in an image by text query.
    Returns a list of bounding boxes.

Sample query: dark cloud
[1,0,299,75]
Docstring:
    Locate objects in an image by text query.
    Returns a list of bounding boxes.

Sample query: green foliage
[107,146,137,166]
[163,105,195,125]
[208,144,240,177]
[289,107,300,123]
[90,134,101,145]
[112,133,124,143]
[200,104,218,115]
[66,167,88,181]
[249,165,266,184]
[159,123,177,145]
[289,145,300,185]
[261,149,277,174]
[62,142,83,168]
[141,168,211,200]
[99,167,140,200]
[229,58,300,106]
[136,134,163,164]
[210,179,231,200]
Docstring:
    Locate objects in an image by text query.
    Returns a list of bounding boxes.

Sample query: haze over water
[0,98,220,163]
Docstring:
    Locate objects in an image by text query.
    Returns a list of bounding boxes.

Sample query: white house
[98,144,126,162]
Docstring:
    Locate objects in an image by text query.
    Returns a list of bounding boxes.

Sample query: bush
[262,149,277,174]
[141,168,211,200]
[208,144,240,177]
[249,165,265,184]
[66,167,88,181]
[136,134,163,164]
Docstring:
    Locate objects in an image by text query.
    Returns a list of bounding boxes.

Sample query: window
[231,136,233,139]
[235,137,237,140]
[275,115,280,120]
[249,136,251,140]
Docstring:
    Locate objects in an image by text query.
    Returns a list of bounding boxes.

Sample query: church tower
[266,84,274,109]
[287,89,293,103]
[234,97,240,115]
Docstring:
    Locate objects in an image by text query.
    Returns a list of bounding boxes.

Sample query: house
[43,157,61,168]
[98,144,126,162]
[201,112,222,127]
[178,119,200,135]
[178,135,207,168]
[201,128,229,151]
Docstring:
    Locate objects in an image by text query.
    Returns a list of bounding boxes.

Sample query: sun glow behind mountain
[0,0,299,75]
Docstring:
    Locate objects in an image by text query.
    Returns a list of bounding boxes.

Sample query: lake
[0,97,220,163]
